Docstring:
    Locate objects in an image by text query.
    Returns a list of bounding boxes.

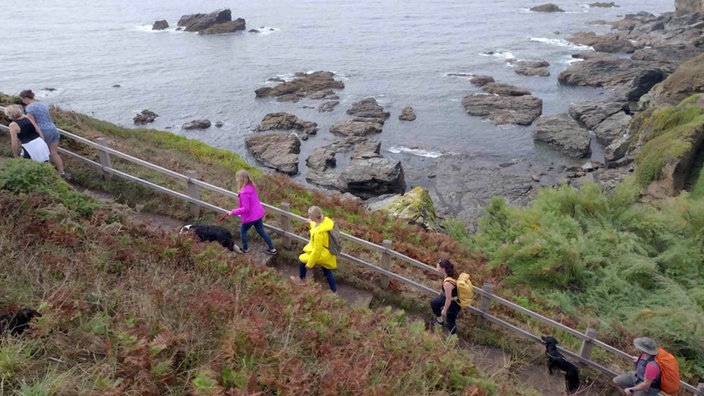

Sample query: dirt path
[79,186,612,395]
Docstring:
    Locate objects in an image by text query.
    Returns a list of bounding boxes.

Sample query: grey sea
[0,0,674,222]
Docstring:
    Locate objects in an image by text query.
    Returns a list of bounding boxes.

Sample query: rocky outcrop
[593,112,631,146]
[510,60,551,77]
[590,2,618,7]
[306,147,336,171]
[346,98,390,123]
[329,120,383,137]
[365,186,440,230]
[461,84,543,126]
[152,20,169,30]
[200,19,246,35]
[530,3,564,12]
[568,97,629,130]
[133,109,158,125]
[558,54,669,101]
[177,9,245,34]
[640,53,704,107]
[255,71,345,102]
[342,156,406,199]
[182,119,211,130]
[533,114,591,158]
[244,133,300,175]
[399,106,417,121]
[675,0,704,14]
[254,113,318,140]
[470,75,495,87]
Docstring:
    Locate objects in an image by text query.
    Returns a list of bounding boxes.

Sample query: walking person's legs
[445,302,461,334]
[252,218,275,250]
[321,268,337,292]
[298,260,308,280]
[430,293,445,323]
[240,222,255,251]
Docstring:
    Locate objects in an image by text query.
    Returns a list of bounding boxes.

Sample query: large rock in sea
[254,112,318,140]
[557,54,669,101]
[255,71,345,102]
[133,109,158,125]
[342,157,406,199]
[329,120,383,137]
[568,97,629,130]
[244,133,300,175]
[177,9,245,34]
[534,114,591,158]
[530,3,564,12]
[365,186,440,230]
[152,20,169,30]
[346,97,390,123]
[461,93,543,126]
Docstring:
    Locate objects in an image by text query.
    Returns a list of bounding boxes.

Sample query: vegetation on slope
[2,91,702,385]
[0,160,496,395]
[467,179,704,379]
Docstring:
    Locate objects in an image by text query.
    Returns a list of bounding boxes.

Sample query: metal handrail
[0,109,700,395]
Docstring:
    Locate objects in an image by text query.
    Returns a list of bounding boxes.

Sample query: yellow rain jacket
[299,216,337,270]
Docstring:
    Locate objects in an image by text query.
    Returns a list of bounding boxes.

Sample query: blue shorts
[43,129,60,145]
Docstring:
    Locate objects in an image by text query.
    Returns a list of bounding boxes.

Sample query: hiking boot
[265,248,277,255]
[59,172,72,181]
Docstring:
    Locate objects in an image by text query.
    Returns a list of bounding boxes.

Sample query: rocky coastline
[102,5,704,229]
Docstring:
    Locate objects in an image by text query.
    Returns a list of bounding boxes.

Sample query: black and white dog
[0,308,42,336]
[541,335,580,394]
[180,224,235,251]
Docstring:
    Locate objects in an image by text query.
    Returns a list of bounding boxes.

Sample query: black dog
[541,335,580,393]
[0,308,42,336]
[180,224,235,251]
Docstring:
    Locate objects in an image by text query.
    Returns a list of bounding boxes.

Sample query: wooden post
[478,283,493,326]
[184,170,200,218]
[580,328,598,360]
[95,137,112,180]
[280,203,292,249]
[379,239,392,289]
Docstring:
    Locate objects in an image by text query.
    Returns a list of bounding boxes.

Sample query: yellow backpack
[444,273,474,308]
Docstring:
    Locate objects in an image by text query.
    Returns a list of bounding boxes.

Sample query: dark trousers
[430,293,461,334]
[240,218,274,251]
[299,260,337,292]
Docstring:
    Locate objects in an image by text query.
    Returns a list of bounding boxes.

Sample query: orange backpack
[653,347,680,395]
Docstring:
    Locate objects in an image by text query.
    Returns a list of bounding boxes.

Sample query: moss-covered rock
[633,94,704,197]
[365,186,440,230]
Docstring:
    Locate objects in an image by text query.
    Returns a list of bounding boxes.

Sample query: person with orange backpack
[613,337,681,395]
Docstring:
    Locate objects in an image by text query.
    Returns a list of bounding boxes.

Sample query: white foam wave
[134,24,183,33]
[479,50,515,61]
[386,145,443,158]
[529,37,592,51]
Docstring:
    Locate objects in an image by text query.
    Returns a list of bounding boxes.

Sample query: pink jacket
[230,184,266,224]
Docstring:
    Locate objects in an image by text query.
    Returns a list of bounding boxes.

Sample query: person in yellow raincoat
[296,206,337,292]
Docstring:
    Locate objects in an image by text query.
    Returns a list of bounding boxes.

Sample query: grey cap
[633,337,659,355]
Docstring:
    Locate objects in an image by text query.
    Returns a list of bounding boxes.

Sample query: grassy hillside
[2,91,703,387]
[0,160,496,395]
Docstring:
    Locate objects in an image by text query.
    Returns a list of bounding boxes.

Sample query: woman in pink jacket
[226,170,276,255]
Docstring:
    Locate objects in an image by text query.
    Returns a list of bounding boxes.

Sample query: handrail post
[478,283,494,326]
[95,137,112,180]
[580,328,598,361]
[280,203,292,249]
[697,383,703,395]
[380,240,392,289]
[185,170,200,218]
